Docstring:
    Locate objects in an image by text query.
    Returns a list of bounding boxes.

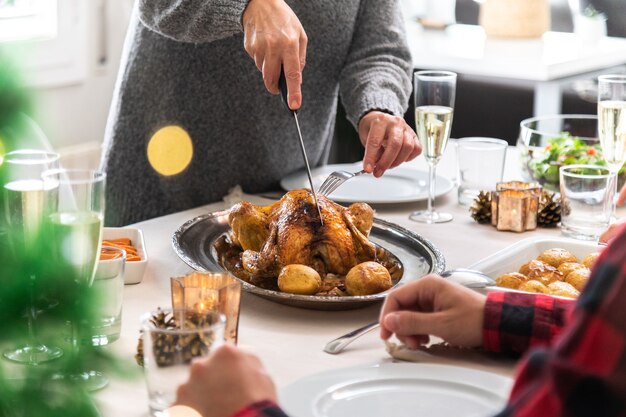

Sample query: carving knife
[278,69,324,225]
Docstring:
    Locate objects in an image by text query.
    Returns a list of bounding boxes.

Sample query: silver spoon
[323,269,499,355]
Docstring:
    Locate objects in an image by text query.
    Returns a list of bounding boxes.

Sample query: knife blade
[278,68,324,225]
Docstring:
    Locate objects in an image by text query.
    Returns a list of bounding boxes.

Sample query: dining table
[95,142,626,416]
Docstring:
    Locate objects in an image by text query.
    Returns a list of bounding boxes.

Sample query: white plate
[469,237,604,280]
[280,163,454,204]
[279,363,512,417]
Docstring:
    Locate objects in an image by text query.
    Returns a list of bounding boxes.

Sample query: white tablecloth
[95,144,625,416]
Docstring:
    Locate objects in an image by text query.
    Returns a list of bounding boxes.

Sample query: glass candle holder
[491,181,541,232]
[170,272,241,344]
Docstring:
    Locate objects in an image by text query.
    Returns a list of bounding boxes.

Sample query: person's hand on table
[379,275,486,349]
[243,0,307,110]
[175,345,277,417]
[359,111,422,178]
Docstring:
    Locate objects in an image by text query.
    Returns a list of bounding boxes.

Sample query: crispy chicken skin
[228,189,376,279]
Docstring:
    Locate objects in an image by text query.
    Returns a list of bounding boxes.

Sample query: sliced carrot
[100,252,122,260]
[103,238,131,245]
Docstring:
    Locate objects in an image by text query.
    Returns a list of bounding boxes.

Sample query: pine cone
[538,190,561,227]
[470,191,492,224]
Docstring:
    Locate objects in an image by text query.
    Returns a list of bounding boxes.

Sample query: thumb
[383,311,443,338]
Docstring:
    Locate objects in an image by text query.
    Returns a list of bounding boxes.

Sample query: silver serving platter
[172,210,445,310]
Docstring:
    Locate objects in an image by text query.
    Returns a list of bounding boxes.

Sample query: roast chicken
[220,189,377,286]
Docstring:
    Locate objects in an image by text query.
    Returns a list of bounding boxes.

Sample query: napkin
[385,340,517,378]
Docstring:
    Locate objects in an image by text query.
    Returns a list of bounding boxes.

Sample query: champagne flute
[410,70,457,223]
[598,74,626,215]
[42,169,106,391]
[2,150,63,364]
[598,75,626,172]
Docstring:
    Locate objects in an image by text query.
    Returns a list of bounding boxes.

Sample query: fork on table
[318,169,368,196]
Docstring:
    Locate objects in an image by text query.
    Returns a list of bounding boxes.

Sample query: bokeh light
[147,125,193,176]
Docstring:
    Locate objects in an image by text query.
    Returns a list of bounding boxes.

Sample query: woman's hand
[379,275,486,349]
[175,345,277,417]
[359,111,422,177]
[242,0,307,110]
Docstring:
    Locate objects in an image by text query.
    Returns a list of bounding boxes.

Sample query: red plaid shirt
[233,224,626,417]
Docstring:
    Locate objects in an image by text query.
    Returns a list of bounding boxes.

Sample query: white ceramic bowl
[469,237,603,286]
[102,227,147,284]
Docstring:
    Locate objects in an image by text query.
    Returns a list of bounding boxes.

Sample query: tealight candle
[171,272,241,343]
[491,181,541,232]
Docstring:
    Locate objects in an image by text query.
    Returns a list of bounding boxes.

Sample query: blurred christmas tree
[0,52,126,417]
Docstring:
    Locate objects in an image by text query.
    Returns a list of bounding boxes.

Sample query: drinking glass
[141,309,225,416]
[87,246,125,346]
[560,165,615,241]
[1,150,63,364]
[598,74,626,172]
[456,137,508,206]
[42,169,106,391]
[410,70,457,223]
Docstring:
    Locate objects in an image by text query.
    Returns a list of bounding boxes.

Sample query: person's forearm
[483,292,574,354]
[138,0,248,43]
[338,0,412,127]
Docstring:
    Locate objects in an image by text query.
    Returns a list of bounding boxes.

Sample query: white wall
[28,0,133,152]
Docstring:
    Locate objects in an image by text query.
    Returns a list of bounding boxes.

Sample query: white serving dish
[469,237,603,280]
[102,227,147,285]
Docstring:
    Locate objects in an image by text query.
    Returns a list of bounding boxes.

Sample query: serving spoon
[323,269,498,355]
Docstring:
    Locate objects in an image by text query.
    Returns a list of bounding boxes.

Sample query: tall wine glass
[42,169,106,391]
[598,74,626,215]
[598,75,626,171]
[410,70,457,223]
[2,150,63,364]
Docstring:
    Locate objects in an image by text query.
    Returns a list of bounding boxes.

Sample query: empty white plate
[280,163,454,204]
[279,362,512,417]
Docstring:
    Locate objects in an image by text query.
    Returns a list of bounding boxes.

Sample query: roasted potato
[345,261,392,296]
[565,267,591,292]
[519,280,550,294]
[536,248,577,268]
[524,260,563,286]
[581,253,600,269]
[277,264,322,295]
[547,281,580,298]
[495,272,528,289]
[557,262,585,278]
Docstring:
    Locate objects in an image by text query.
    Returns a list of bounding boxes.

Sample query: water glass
[86,246,125,346]
[456,137,508,206]
[560,165,615,240]
[142,309,225,416]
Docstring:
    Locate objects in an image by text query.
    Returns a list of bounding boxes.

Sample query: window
[0,0,57,43]
[1,0,88,88]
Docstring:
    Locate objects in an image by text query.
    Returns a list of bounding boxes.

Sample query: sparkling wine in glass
[410,70,457,224]
[598,75,626,172]
[42,169,107,391]
[598,74,626,215]
[2,150,63,364]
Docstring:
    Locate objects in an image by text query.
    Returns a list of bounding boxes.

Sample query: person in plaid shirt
[174,223,626,417]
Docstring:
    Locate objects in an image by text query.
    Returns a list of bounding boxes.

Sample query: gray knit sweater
[101,0,412,226]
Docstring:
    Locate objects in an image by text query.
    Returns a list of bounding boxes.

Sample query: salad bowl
[517,114,625,191]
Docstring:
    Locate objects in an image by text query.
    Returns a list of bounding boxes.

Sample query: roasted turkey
[220,189,377,286]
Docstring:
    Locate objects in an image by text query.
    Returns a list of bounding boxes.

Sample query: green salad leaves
[527,132,625,189]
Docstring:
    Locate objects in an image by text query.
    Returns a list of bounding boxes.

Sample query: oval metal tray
[172,210,445,310]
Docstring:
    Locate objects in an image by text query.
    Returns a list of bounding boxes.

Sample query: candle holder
[491,181,541,232]
[170,272,241,344]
